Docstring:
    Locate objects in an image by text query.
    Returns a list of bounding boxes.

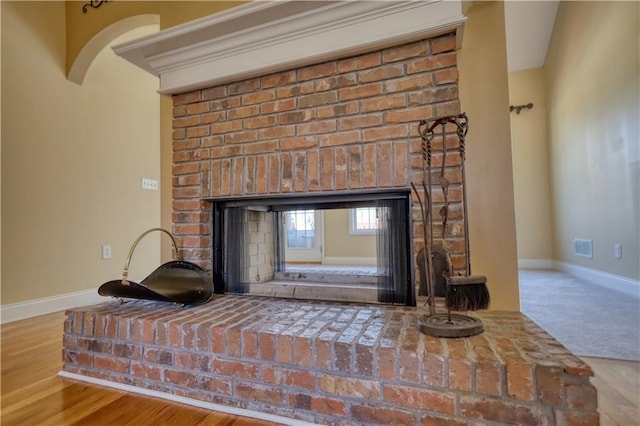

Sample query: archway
[67,14,159,85]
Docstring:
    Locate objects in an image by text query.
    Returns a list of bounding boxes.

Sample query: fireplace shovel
[98,228,213,305]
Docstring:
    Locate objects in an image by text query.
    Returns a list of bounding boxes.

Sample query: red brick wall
[63,298,599,425]
[171,33,466,274]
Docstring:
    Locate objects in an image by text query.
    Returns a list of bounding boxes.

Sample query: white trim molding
[518,258,555,270]
[555,261,640,299]
[58,371,318,426]
[112,1,466,94]
[0,289,104,324]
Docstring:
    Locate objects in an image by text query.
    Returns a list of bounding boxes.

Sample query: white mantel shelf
[113,1,466,95]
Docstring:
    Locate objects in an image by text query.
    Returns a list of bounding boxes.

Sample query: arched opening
[67,14,159,85]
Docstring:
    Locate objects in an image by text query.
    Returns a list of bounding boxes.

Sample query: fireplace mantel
[112,0,466,94]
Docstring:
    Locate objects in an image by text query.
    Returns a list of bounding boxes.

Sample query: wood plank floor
[1,312,279,425]
[2,311,639,425]
[583,356,640,426]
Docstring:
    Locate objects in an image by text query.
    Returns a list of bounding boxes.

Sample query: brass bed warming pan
[98,228,213,305]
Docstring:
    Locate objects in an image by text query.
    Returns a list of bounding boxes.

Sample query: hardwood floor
[1,312,279,425]
[2,311,639,425]
[582,356,640,426]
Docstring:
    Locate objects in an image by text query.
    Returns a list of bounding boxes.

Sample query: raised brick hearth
[62,298,599,425]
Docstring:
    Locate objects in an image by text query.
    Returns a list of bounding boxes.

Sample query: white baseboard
[0,289,105,324]
[518,259,555,270]
[322,256,377,266]
[58,371,317,426]
[554,261,640,299]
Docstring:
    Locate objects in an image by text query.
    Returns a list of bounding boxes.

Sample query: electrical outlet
[614,243,622,259]
[102,245,112,260]
[141,178,158,190]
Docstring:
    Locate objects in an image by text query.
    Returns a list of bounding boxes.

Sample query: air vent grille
[573,238,593,258]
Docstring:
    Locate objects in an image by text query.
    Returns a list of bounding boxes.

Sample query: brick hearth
[62,297,599,425]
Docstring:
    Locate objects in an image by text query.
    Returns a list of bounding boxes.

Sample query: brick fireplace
[60,3,599,424]
[110,0,475,301]
[171,33,465,301]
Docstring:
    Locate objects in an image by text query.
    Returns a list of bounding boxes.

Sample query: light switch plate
[142,178,158,190]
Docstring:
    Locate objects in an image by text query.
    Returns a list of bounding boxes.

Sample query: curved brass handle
[122,228,183,285]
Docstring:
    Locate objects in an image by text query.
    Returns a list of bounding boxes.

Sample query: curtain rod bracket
[510,103,533,114]
[82,0,109,14]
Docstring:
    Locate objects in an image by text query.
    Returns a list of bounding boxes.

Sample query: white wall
[545,1,639,281]
[458,1,520,310]
[323,209,376,262]
[509,68,553,267]
[1,2,161,308]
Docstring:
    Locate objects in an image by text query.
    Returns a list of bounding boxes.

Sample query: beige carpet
[519,269,640,361]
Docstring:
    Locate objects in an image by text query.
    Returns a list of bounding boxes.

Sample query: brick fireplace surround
[61,18,599,426]
[170,33,468,274]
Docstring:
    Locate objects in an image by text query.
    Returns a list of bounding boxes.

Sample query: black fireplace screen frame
[209,189,415,306]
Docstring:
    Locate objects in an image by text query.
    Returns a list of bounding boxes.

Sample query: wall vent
[573,238,593,258]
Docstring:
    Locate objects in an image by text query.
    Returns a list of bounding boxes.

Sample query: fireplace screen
[211,190,415,306]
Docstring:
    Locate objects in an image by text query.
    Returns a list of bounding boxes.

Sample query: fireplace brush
[443,114,490,312]
[98,228,214,305]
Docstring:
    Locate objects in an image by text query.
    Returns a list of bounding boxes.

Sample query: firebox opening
[280,207,377,275]
[210,189,415,306]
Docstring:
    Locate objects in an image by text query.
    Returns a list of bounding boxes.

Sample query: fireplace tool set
[412,113,490,338]
[98,228,213,305]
